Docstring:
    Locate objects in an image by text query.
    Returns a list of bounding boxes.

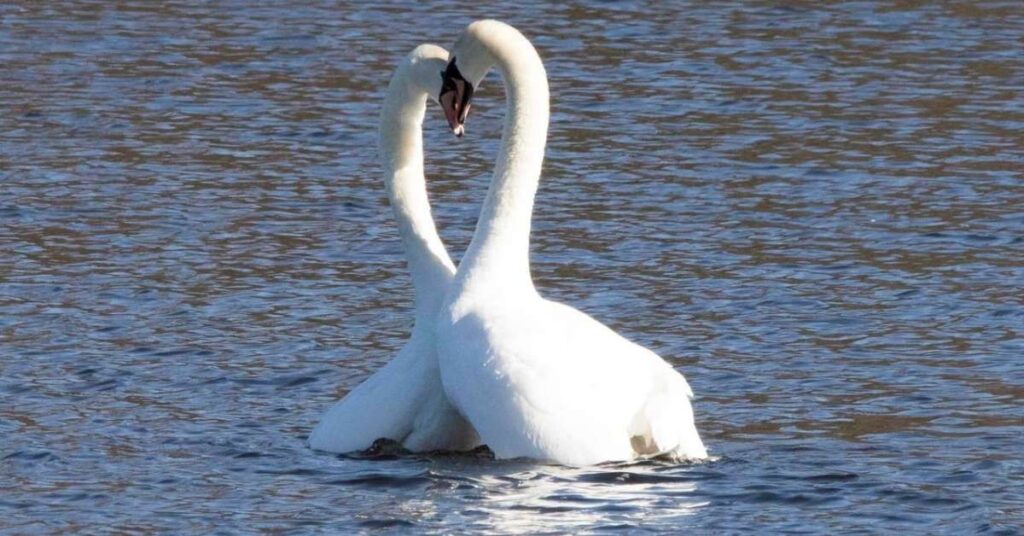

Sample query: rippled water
[3,1,1023,533]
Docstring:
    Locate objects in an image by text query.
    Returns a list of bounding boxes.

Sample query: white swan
[434,20,708,466]
[309,44,479,453]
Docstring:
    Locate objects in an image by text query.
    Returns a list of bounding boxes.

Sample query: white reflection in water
[467,464,706,533]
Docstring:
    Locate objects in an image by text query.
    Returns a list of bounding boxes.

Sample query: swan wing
[310,332,477,453]
[531,300,705,459]
[441,298,705,464]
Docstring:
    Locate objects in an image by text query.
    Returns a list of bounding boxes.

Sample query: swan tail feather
[630,366,707,460]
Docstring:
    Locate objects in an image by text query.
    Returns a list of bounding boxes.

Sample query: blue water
[2,1,1022,533]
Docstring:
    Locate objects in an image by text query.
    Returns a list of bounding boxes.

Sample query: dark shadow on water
[339,437,716,470]
[339,438,497,462]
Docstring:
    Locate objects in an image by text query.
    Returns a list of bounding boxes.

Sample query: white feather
[436,21,707,466]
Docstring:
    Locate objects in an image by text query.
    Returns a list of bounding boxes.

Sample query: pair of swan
[309,20,707,465]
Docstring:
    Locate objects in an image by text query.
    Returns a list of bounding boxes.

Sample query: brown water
[2,1,1023,534]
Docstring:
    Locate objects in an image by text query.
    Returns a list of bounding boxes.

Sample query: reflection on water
[471,467,704,533]
[2,1,1023,533]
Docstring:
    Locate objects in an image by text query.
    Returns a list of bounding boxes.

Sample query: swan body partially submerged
[309,45,479,454]
[434,20,708,466]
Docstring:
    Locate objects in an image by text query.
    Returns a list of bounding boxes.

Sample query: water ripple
[2,1,1023,534]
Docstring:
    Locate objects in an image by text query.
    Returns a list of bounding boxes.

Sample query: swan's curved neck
[457,30,549,295]
[379,67,455,320]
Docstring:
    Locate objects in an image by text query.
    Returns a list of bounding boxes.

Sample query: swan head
[439,21,506,137]
[439,58,474,137]
[402,44,451,102]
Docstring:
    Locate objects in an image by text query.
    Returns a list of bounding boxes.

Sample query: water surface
[2,1,1023,533]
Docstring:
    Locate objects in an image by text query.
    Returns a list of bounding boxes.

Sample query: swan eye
[443,56,463,81]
